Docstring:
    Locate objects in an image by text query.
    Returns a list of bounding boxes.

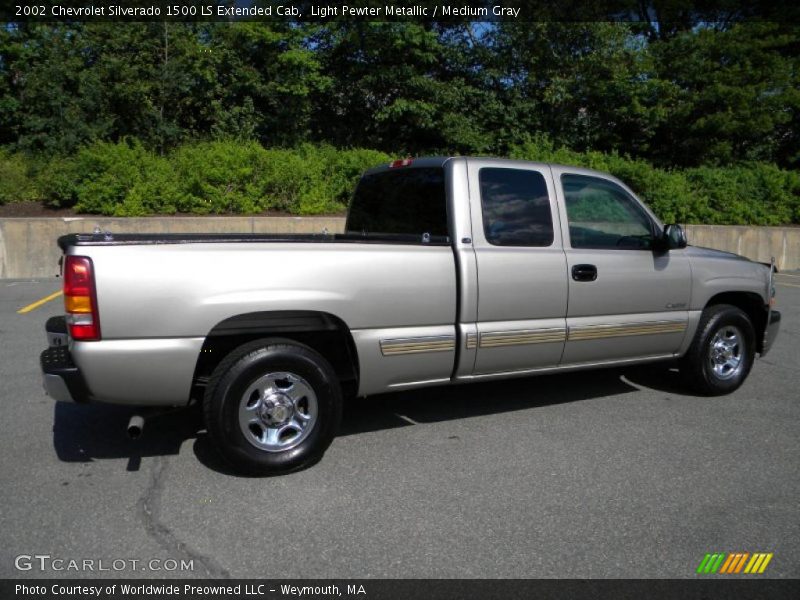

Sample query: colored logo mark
[696,552,773,574]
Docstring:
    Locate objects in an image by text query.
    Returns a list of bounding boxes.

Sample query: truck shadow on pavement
[53,402,204,472]
[52,363,691,475]
[337,363,689,438]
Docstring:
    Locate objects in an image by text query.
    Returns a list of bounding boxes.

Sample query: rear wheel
[680,304,755,396]
[204,339,342,474]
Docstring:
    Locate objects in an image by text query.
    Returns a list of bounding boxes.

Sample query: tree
[2,23,110,154]
[488,22,665,156]
[209,21,330,147]
[310,22,504,155]
[651,22,800,167]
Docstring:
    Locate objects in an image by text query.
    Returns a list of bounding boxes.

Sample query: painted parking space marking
[17,290,63,314]
[394,413,419,425]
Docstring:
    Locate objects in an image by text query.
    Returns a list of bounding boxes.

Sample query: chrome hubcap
[708,326,744,380]
[238,372,317,452]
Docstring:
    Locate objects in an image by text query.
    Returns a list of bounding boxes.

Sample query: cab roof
[364,156,601,177]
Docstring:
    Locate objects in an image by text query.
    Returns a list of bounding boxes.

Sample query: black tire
[680,304,756,396]
[203,338,342,475]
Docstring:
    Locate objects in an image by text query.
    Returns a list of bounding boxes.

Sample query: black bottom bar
[3,579,799,600]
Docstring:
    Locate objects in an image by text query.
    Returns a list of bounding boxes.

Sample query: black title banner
[1,0,798,23]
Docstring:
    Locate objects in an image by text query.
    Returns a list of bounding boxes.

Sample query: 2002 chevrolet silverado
[40,157,781,473]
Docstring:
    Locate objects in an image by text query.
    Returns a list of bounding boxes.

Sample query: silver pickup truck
[40,157,781,473]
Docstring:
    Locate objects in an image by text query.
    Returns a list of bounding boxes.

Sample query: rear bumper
[40,345,91,403]
[762,310,781,356]
[40,316,202,406]
[41,316,90,403]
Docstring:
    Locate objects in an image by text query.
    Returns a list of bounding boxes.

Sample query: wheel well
[705,292,768,353]
[192,311,359,401]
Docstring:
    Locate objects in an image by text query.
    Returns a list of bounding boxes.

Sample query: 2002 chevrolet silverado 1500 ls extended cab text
[40,157,781,473]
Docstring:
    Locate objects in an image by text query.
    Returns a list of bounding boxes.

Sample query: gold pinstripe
[380,336,455,356]
[479,328,566,348]
[567,321,686,341]
[387,320,686,356]
[465,333,478,350]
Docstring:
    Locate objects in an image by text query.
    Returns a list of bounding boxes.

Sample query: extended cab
[40,157,781,473]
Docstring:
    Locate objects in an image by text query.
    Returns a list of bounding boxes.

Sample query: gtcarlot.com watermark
[14,554,194,572]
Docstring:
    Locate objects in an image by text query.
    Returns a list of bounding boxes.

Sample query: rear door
[553,168,691,365]
[466,159,568,375]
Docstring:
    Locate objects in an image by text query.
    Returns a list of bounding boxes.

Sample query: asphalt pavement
[1,275,798,579]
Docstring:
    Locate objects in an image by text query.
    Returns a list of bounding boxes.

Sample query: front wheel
[204,339,342,474]
[680,304,756,396]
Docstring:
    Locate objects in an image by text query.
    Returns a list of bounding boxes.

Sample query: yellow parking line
[776,282,800,288]
[775,272,800,279]
[17,290,63,314]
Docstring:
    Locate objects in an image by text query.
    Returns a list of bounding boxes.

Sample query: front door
[553,169,692,365]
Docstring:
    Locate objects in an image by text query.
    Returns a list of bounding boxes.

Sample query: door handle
[572,264,598,282]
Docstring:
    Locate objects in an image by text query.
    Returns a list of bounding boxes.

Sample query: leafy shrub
[72,140,183,216]
[292,144,391,214]
[36,155,82,208]
[684,164,800,225]
[121,156,184,216]
[6,137,798,223]
[153,141,389,215]
[0,150,38,205]
[36,140,182,216]
[510,135,798,225]
[170,140,268,214]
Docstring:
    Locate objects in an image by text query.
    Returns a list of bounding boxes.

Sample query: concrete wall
[0,216,346,279]
[683,225,799,271]
[0,217,796,279]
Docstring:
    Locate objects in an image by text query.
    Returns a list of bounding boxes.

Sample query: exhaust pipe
[127,415,145,439]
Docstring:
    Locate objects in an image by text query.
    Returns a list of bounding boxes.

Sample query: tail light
[64,255,101,341]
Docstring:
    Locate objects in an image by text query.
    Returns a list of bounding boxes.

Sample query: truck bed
[57,231,451,251]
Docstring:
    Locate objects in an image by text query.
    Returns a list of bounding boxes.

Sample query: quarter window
[562,174,654,250]
[479,168,554,247]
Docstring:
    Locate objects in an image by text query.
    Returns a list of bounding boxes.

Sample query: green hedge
[5,140,391,216]
[0,149,40,205]
[1,139,798,224]
[510,136,800,226]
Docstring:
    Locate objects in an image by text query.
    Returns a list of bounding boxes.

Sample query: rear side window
[346,168,448,239]
[479,168,553,247]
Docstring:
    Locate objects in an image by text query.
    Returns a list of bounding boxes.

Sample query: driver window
[562,174,654,250]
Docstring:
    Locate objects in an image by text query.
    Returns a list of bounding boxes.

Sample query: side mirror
[663,224,687,250]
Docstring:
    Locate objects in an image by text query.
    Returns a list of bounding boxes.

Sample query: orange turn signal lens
[65,295,92,313]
